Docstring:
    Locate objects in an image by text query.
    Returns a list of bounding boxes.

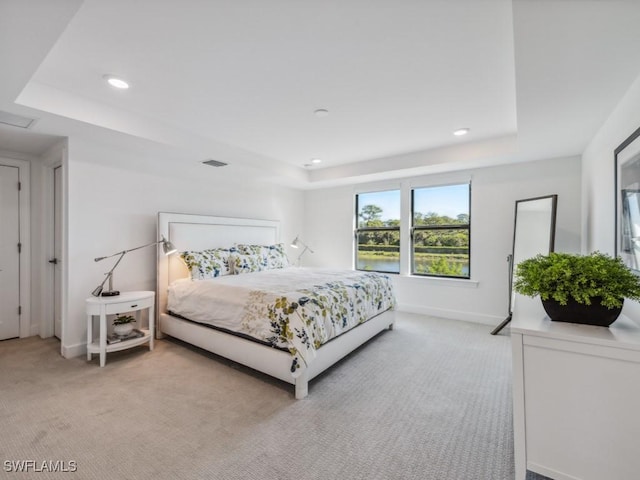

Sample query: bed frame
[156,212,395,399]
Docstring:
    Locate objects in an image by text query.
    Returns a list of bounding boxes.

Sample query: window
[411,183,470,278]
[355,190,400,273]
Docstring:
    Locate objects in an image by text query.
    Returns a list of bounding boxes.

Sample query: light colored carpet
[0,312,548,479]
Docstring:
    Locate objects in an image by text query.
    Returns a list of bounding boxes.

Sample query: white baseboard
[61,342,85,359]
[526,463,577,480]
[29,323,40,337]
[397,303,504,326]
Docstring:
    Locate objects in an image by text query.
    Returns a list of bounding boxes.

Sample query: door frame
[39,142,66,341]
[0,156,31,338]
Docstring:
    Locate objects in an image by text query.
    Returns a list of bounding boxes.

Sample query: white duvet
[167,267,396,376]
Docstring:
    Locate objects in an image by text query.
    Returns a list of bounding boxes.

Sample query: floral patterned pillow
[235,243,289,270]
[265,243,289,269]
[179,248,234,280]
[231,252,268,274]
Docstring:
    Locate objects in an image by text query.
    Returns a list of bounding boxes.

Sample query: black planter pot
[541,297,623,327]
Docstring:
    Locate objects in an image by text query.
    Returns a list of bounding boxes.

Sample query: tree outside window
[355,190,400,273]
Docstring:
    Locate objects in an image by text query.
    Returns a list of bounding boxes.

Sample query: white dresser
[511,294,640,480]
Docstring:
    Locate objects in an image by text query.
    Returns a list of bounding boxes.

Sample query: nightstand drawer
[103,296,154,315]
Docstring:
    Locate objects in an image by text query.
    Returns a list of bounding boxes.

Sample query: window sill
[398,274,479,288]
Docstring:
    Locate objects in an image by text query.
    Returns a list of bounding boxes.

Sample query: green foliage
[113,315,136,325]
[359,204,383,224]
[424,257,464,276]
[413,211,469,226]
[357,230,400,247]
[357,244,401,254]
[413,229,469,248]
[356,205,469,277]
[514,252,640,309]
[413,246,468,255]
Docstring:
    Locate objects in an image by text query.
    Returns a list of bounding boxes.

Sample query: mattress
[167,267,395,376]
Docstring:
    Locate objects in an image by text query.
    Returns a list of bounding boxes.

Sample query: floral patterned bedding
[167,267,395,377]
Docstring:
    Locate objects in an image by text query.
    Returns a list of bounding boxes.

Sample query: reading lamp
[91,235,177,297]
[290,235,314,265]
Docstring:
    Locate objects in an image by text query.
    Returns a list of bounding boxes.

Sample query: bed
[156,212,396,399]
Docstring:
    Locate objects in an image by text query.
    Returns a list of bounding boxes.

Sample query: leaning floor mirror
[491,194,558,335]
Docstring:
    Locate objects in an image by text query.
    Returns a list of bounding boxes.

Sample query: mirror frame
[491,194,557,335]
[509,193,558,305]
[615,125,640,274]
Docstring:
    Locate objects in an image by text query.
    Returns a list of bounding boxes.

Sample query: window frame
[354,190,401,274]
[410,183,471,279]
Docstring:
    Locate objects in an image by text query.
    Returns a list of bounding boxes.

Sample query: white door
[53,166,62,339]
[0,165,21,340]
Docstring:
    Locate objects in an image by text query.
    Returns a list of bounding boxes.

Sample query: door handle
[49,258,58,264]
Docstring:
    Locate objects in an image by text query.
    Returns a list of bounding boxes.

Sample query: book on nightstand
[106,329,145,345]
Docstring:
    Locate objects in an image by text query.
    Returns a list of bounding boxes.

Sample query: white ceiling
[2,0,640,187]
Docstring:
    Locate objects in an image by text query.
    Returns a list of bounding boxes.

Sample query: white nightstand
[86,291,155,367]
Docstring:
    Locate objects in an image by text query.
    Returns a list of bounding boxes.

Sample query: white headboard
[156,212,280,317]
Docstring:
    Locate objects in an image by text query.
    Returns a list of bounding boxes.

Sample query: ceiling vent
[0,110,37,129]
[202,159,228,167]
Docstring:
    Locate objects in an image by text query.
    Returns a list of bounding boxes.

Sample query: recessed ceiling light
[311,158,322,164]
[103,74,129,89]
[314,109,329,117]
[453,128,470,136]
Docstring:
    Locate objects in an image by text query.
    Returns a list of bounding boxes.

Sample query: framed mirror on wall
[491,194,558,335]
[615,126,640,274]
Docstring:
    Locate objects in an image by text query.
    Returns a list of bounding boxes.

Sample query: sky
[414,184,469,218]
[358,184,469,221]
[358,190,401,220]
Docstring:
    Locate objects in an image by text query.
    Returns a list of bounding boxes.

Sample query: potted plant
[513,251,640,326]
[113,314,136,336]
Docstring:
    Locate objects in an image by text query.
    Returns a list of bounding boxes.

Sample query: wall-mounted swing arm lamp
[91,235,177,297]
[290,235,314,265]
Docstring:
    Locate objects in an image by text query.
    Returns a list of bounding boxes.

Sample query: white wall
[63,137,304,357]
[582,73,640,254]
[582,72,640,319]
[304,156,582,324]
